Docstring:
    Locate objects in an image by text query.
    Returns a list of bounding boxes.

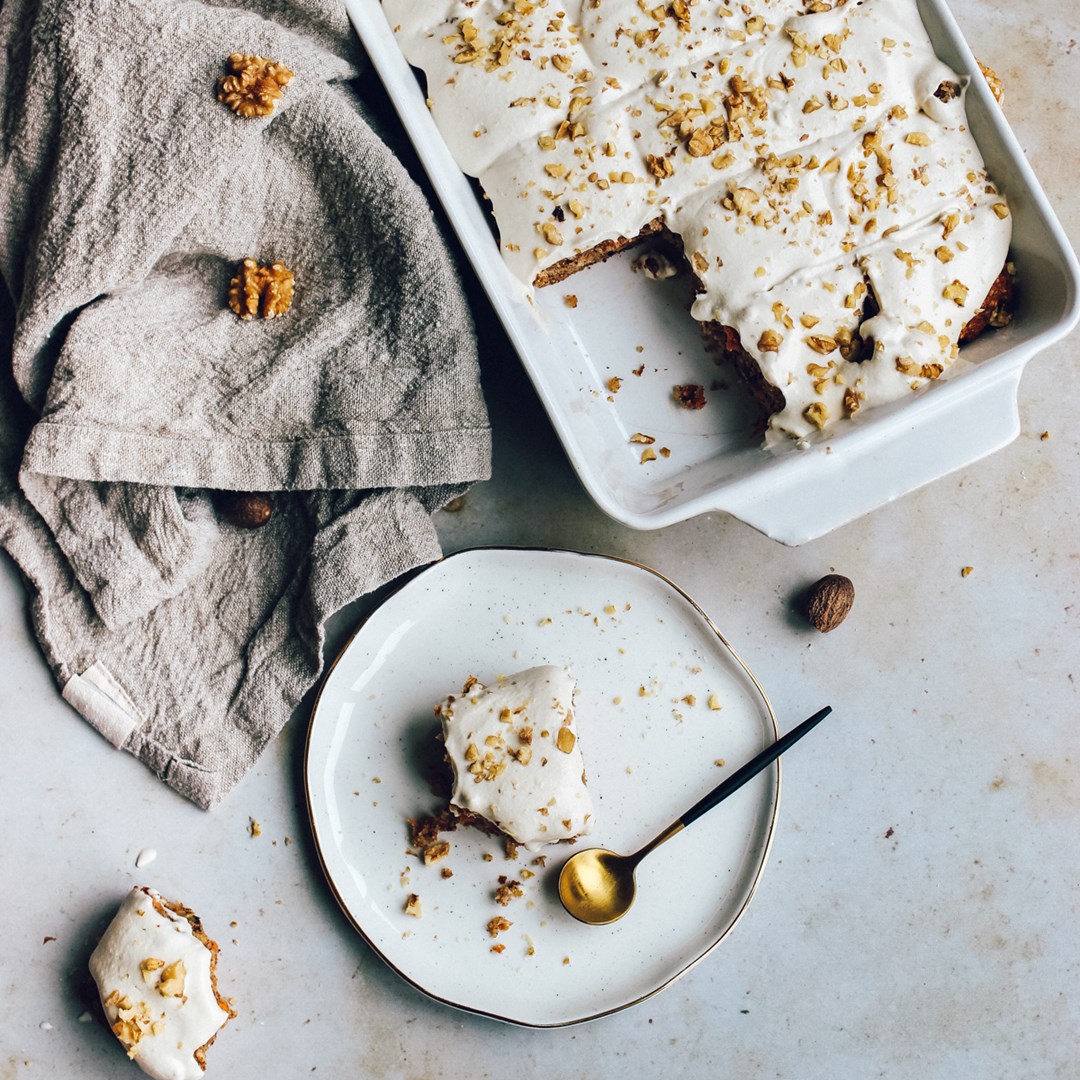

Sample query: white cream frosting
[438,665,593,850]
[89,887,231,1080]
[384,0,1011,442]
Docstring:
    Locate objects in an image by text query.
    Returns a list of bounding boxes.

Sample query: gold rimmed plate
[304,547,779,1026]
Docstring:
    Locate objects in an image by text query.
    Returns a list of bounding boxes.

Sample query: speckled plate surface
[305,547,779,1026]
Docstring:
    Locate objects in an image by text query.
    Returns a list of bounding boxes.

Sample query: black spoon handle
[678,706,832,829]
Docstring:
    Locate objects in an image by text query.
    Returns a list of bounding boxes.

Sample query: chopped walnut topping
[556,727,576,753]
[806,335,838,355]
[216,53,294,119]
[934,80,961,103]
[942,279,970,306]
[757,329,783,353]
[104,991,159,1059]
[804,401,829,429]
[228,259,295,320]
[139,957,165,984]
[646,153,675,180]
[157,960,186,999]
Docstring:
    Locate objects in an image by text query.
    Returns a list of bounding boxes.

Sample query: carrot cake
[436,665,593,850]
[383,0,1013,442]
[89,886,234,1080]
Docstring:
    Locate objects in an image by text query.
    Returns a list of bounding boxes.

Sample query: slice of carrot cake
[436,665,593,851]
[89,886,234,1080]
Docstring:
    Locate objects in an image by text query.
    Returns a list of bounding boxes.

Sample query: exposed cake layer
[386,0,1012,441]
[437,665,593,850]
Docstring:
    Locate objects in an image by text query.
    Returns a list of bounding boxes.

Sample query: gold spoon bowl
[558,706,832,925]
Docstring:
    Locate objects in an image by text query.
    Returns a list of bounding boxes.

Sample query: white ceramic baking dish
[346,0,1079,544]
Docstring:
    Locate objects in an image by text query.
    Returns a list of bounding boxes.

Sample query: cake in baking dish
[89,886,234,1080]
[383,0,1013,443]
[434,665,593,851]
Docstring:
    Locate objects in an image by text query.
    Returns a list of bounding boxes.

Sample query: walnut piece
[228,258,295,320]
[103,991,163,1059]
[157,960,186,998]
[216,53,294,118]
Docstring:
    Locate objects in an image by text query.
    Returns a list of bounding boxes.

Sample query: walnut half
[216,53,294,118]
[228,258,295,320]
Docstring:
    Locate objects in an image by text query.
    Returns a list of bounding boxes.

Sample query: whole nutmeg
[218,491,274,529]
[805,573,855,633]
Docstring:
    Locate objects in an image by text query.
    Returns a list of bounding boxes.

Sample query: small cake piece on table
[89,886,234,1080]
[437,665,593,852]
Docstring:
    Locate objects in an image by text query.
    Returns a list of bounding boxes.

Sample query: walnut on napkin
[216,53,293,118]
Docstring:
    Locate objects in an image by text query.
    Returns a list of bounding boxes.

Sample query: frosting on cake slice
[89,886,233,1080]
[438,665,593,850]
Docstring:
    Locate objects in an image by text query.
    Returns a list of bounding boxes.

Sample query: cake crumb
[961,565,974,577]
[404,894,422,918]
[422,841,451,865]
[495,878,524,906]
[673,384,706,410]
[565,294,578,308]
[248,818,262,838]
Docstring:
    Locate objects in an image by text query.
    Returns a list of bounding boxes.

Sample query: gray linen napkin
[0,0,491,807]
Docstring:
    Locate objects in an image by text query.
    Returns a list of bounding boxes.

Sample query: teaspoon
[558,705,832,924]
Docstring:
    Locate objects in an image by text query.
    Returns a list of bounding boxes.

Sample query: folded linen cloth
[0,0,491,806]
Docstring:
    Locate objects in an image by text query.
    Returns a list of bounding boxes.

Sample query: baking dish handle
[717,368,1025,546]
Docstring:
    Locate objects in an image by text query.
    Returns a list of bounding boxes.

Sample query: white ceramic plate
[305,548,781,1026]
